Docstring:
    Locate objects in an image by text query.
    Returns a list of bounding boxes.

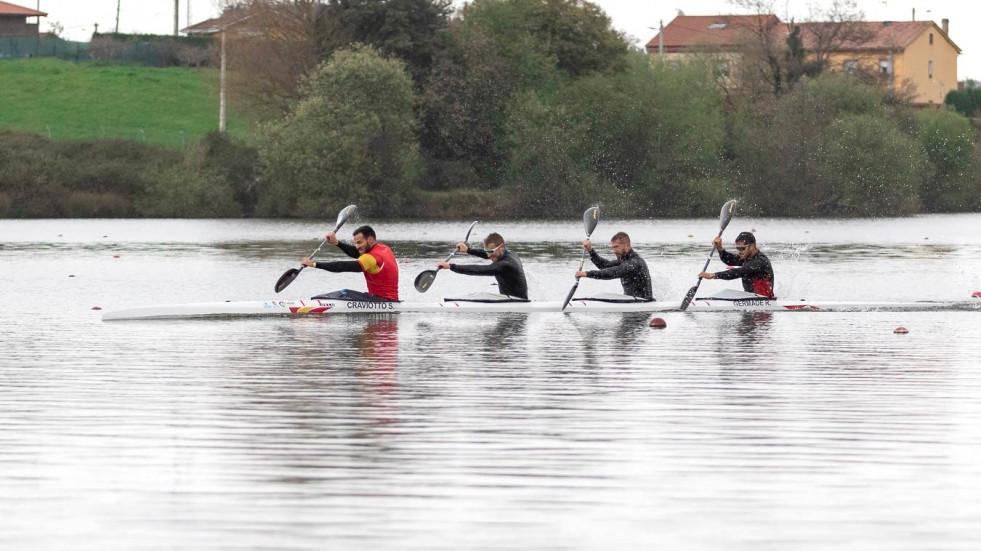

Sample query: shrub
[915,108,980,212]
[256,45,421,217]
[815,114,926,216]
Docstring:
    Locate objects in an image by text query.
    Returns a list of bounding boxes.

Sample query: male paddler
[436,232,528,299]
[575,231,652,299]
[301,225,399,301]
[698,231,775,299]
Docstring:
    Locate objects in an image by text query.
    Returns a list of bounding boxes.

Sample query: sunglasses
[735,245,751,251]
[483,244,502,254]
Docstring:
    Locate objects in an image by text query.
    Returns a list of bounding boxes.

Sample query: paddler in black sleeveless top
[436,232,529,299]
[575,231,653,299]
[698,231,776,299]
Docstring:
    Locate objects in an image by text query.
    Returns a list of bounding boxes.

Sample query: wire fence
[0,35,214,66]
[0,36,90,60]
[8,121,250,148]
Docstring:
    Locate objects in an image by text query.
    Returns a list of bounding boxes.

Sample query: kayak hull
[101,291,978,321]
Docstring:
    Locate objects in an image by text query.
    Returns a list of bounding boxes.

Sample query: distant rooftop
[0,1,46,17]
[647,14,960,55]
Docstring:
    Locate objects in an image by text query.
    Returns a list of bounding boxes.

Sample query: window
[928,60,933,78]
[844,59,858,74]
[879,59,891,75]
[708,23,727,29]
[929,33,934,45]
[715,61,730,77]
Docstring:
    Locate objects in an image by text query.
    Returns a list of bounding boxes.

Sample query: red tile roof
[0,1,46,17]
[648,15,961,55]
[646,14,781,53]
[797,20,960,53]
[181,8,251,35]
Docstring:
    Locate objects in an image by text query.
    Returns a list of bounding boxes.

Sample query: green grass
[0,58,254,147]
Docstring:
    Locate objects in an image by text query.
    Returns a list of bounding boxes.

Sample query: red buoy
[972,291,981,298]
[91,306,102,310]
[894,326,909,334]
[649,317,667,329]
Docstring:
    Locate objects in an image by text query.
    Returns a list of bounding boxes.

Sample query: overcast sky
[36,0,981,81]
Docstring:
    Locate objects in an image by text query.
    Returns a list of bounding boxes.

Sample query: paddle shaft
[561,207,600,310]
[561,248,590,306]
[275,205,357,293]
[680,200,736,310]
[296,217,350,273]
[413,221,478,293]
[685,228,724,298]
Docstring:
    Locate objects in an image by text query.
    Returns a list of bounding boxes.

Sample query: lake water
[2,214,980,550]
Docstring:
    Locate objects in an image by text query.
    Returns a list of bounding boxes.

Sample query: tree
[815,114,926,216]
[726,72,927,216]
[333,0,454,87]
[223,0,341,115]
[504,53,728,217]
[256,46,421,216]
[799,0,873,69]
[458,0,628,81]
[915,108,980,212]
[417,26,519,190]
[725,0,869,99]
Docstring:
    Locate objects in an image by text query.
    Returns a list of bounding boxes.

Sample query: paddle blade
[414,269,438,293]
[583,206,600,238]
[719,200,736,231]
[560,279,580,311]
[275,267,301,293]
[463,220,479,243]
[334,204,357,231]
[679,282,700,311]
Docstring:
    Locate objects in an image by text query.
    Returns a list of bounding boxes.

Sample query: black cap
[735,231,756,245]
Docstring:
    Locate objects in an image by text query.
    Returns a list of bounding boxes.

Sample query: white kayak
[101,289,979,321]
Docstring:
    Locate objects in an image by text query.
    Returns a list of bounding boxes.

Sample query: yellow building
[647,15,961,106]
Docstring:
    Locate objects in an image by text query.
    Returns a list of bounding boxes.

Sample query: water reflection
[735,311,774,338]
[481,314,528,350]
[564,312,653,368]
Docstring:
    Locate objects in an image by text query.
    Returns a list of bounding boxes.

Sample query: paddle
[680,200,737,310]
[274,204,358,293]
[561,206,601,311]
[413,220,479,293]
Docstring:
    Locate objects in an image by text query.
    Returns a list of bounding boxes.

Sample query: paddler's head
[734,231,757,259]
[353,225,377,254]
[611,232,632,260]
[483,233,506,261]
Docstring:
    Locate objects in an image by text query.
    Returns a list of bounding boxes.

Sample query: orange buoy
[649,317,667,329]
[894,327,909,334]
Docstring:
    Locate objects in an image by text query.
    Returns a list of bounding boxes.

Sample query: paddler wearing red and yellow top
[301,225,400,301]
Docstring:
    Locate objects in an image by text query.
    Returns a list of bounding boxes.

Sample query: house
[646,14,778,60]
[797,20,959,106]
[180,7,252,37]
[0,0,45,37]
[646,14,961,106]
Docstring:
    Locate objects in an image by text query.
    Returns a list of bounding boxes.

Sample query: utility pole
[115,0,120,33]
[219,29,227,133]
[174,0,179,36]
[659,20,664,59]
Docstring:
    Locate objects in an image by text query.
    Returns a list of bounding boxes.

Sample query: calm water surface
[2,214,980,550]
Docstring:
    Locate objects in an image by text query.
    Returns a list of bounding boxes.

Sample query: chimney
[942,19,949,34]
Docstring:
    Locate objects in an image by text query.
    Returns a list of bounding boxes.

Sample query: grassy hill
[0,58,253,147]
